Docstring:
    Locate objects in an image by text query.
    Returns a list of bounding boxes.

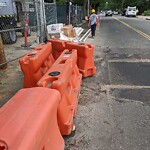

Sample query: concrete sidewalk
[137,15,150,20]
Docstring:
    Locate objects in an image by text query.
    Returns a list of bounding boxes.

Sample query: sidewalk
[137,15,150,20]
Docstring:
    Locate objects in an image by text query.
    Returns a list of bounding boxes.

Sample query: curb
[138,16,150,21]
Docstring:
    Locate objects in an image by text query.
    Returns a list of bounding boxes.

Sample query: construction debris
[47,23,83,42]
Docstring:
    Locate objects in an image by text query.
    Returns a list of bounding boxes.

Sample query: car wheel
[1,25,17,44]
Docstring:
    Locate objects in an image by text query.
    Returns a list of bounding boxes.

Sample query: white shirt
[90,14,98,25]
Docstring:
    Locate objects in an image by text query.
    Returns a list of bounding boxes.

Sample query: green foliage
[144,10,150,16]
[56,0,65,4]
[99,0,120,10]
[44,0,149,16]
[44,0,65,4]
[97,0,150,14]
[73,0,83,5]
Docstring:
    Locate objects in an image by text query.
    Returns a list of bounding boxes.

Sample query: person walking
[89,9,98,39]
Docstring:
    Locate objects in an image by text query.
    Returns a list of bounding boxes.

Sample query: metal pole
[34,0,40,44]
[76,4,78,25]
[41,0,47,42]
[55,3,58,23]
[87,0,90,16]
[34,0,46,43]
[69,3,70,24]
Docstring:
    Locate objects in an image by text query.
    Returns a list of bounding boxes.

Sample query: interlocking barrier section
[38,49,82,135]
[49,39,96,77]
[0,87,64,150]
[19,43,54,88]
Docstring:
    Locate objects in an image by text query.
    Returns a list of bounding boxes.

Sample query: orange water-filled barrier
[48,39,96,77]
[38,50,82,135]
[65,42,96,77]
[48,39,66,59]
[19,43,54,88]
[0,87,64,150]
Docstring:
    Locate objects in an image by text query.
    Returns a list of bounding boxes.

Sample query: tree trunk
[121,0,126,9]
[0,34,7,69]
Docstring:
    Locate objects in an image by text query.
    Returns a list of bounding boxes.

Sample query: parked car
[113,11,119,15]
[125,6,136,17]
[105,10,113,16]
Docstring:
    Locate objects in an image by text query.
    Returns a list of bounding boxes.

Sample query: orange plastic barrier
[48,39,96,77]
[65,42,96,77]
[37,50,82,135]
[0,87,64,150]
[19,43,54,88]
[48,39,66,59]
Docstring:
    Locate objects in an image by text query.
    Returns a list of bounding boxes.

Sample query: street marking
[110,96,144,104]
[108,59,150,63]
[113,16,150,40]
[102,84,150,89]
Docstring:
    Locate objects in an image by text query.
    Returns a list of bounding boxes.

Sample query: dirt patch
[0,32,36,107]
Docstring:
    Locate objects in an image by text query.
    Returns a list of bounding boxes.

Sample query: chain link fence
[28,2,57,28]
[0,1,83,45]
[57,4,83,26]
[70,5,83,26]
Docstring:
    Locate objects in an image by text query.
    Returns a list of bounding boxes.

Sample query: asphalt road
[98,15,150,53]
[66,15,150,150]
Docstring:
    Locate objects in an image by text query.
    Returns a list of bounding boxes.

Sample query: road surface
[65,15,150,150]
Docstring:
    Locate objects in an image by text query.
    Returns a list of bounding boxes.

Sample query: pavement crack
[111,96,145,105]
[102,84,150,90]
[108,58,150,63]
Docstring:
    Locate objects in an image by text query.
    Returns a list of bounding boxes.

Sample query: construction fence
[0,1,83,44]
